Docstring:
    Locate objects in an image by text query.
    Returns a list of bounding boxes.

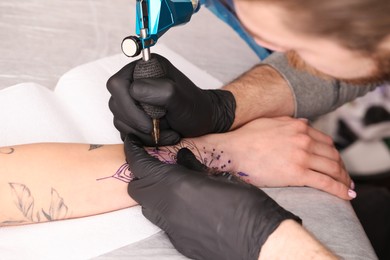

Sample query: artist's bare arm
[224,52,377,129]
[259,220,338,260]
[224,64,295,129]
[0,139,230,226]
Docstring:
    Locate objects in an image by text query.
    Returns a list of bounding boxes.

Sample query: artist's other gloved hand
[107,53,235,146]
[125,134,301,260]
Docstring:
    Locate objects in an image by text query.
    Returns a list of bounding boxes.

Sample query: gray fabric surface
[95,188,377,260]
[0,0,378,259]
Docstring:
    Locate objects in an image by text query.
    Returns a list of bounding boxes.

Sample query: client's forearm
[0,138,231,226]
[0,143,135,226]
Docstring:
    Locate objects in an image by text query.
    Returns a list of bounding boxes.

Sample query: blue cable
[200,0,272,60]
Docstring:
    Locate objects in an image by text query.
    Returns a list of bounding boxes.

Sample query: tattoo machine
[121,0,200,148]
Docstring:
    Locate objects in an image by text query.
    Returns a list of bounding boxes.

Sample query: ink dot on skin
[228,160,231,164]
[238,172,249,177]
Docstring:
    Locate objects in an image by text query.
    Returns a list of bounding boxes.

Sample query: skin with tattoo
[0,140,233,226]
[0,122,338,258]
[0,117,354,226]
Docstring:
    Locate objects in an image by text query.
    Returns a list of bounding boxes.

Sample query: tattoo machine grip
[133,56,166,145]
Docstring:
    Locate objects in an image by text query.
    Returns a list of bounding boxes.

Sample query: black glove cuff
[207,89,236,133]
[250,197,302,260]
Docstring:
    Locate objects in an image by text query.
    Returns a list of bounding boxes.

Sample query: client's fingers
[302,170,356,200]
[307,125,334,145]
[307,154,351,187]
[303,126,354,189]
[310,140,340,161]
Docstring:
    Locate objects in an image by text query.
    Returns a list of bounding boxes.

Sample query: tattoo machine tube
[133,55,166,147]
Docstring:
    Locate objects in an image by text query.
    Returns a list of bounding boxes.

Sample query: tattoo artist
[108,0,390,259]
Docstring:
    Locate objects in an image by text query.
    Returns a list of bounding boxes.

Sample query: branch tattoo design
[3,183,69,225]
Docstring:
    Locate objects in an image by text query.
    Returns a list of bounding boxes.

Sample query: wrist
[184,134,237,174]
[223,65,294,129]
[259,220,338,260]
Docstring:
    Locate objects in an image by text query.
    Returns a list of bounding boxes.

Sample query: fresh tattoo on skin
[2,183,69,226]
[96,163,134,183]
[97,139,249,183]
[89,144,103,151]
[148,139,249,182]
[0,147,15,155]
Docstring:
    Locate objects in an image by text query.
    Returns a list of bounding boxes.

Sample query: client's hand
[124,134,300,260]
[210,117,355,200]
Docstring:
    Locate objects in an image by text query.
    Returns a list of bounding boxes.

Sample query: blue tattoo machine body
[121,0,200,148]
[121,0,200,59]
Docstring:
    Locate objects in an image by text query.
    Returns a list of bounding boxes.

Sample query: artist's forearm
[223,64,294,129]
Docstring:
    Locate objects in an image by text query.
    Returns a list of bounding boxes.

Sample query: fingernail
[348,189,357,199]
[350,181,355,190]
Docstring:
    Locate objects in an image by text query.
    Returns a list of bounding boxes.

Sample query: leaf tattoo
[9,183,35,220]
[7,183,69,223]
[42,188,68,221]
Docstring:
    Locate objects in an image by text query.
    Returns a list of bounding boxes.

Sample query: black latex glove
[125,134,301,260]
[107,53,236,146]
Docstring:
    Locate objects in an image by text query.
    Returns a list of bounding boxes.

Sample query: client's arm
[0,138,230,226]
[0,116,354,226]
[0,143,133,226]
[0,137,338,258]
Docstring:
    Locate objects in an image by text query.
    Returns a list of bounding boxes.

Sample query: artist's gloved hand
[125,134,301,260]
[107,54,235,146]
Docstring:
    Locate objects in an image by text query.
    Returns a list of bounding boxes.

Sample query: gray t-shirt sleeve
[261,52,378,119]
